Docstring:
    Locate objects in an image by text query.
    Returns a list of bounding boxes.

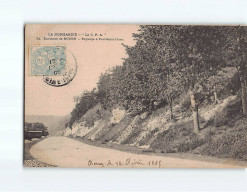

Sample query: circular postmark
[42,50,77,87]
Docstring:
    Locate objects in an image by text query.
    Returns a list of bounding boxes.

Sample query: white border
[0,0,247,192]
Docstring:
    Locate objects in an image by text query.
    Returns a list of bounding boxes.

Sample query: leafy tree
[223,26,247,116]
[108,26,183,117]
[205,67,237,104]
[69,89,99,127]
[97,71,112,109]
[134,25,184,119]
[132,26,225,132]
[68,25,246,134]
[174,26,225,133]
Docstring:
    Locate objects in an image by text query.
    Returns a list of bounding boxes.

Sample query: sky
[25,24,139,116]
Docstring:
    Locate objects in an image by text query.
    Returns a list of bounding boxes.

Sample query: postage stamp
[30,46,67,76]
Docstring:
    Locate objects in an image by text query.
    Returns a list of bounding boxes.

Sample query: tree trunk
[189,88,200,133]
[214,85,218,104]
[169,99,173,120]
[213,75,218,104]
[237,65,247,117]
[192,106,199,133]
[240,74,247,116]
[237,28,247,117]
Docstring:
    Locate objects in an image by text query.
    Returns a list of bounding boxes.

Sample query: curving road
[30,136,246,168]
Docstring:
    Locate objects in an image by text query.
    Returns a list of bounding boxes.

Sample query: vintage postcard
[24,24,247,168]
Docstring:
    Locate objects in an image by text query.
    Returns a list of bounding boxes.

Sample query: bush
[69,90,99,127]
[150,121,205,153]
[213,97,242,127]
[203,129,216,143]
[213,109,229,127]
[195,116,247,160]
[83,104,111,128]
[198,129,247,160]
[219,72,241,99]
[233,118,247,131]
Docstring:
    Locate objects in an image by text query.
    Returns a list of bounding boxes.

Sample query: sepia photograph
[24,24,247,168]
[2,0,247,192]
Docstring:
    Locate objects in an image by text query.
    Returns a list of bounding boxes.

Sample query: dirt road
[30,136,246,168]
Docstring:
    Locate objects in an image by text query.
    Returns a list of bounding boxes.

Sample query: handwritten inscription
[88,158,162,168]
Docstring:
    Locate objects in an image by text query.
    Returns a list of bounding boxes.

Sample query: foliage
[97,71,112,109]
[213,109,229,127]
[69,89,99,128]
[25,122,47,131]
[150,121,205,153]
[69,25,247,130]
[198,129,247,160]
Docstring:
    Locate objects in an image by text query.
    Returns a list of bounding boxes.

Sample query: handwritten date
[88,158,162,168]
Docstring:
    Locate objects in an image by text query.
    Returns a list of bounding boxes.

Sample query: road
[30,136,246,168]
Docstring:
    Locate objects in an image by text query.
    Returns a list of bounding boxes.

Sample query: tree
[121,26,183,117]
[109,25,225,132]
[223,26,247,116]
[140,26,183,120]
[97,71,112,109]
[69,89,99,127]
[175,26,225,133]
[107,39,162,114]
[68,25,241,133]
[137,26,224,132]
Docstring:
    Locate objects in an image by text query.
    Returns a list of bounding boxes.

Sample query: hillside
[61,94,247,161]
[25,115,70,136]
[60,26,247,162]
[60,69,247,161]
